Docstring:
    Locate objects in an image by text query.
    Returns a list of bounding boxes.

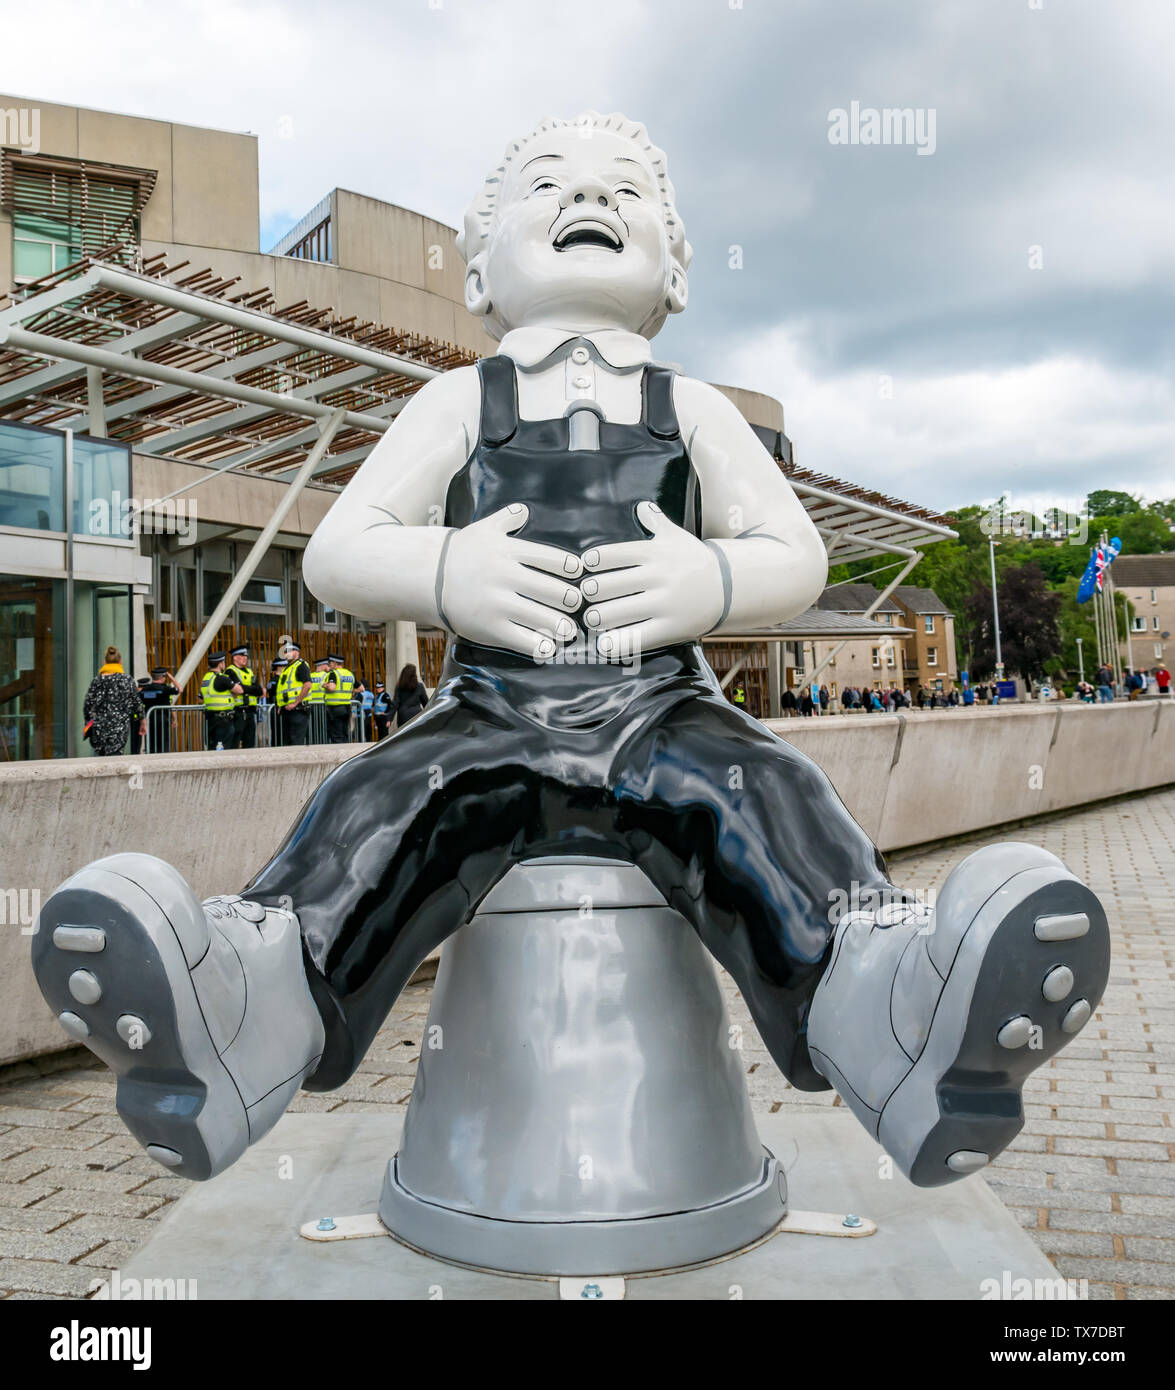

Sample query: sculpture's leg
[242,693,584,1090]
[807,842,1110,1186]
[31,855,323,1180]
[614,695,899,1090]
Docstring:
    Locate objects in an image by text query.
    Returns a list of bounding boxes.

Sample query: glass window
[1131,617,1146,632]
[871,647,880,668]
[73,435,131,538]
[302,581,318,626]
[322,604,338,627]
[202,569,231,616]
[927,647,938,665]
[13,211,81,282]
[241,578,284,606]
[0,422,64,531]
[157,563,172,618]
[924,614,935,633]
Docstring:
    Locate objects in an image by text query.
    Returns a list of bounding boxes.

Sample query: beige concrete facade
[892,587,959,694]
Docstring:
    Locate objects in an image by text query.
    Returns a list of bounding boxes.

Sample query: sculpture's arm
[301,367,481,624]
[673,376,828,633]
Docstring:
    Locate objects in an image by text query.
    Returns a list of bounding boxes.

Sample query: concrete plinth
[118,1112,1058,1299]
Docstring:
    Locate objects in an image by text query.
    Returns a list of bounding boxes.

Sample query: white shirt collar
[496,326,653,370]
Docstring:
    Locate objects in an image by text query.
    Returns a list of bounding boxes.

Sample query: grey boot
[32,853,324,1181]
[807,843,1110,1187]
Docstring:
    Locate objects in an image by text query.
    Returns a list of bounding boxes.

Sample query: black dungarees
[245,354,893,1090]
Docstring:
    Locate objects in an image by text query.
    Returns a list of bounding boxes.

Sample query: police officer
[324,653,356,744]
[228,645,264,750]
[275,642,313,746]
[140,666,179,753]
[305,657,329,743]
[200,652,243,751]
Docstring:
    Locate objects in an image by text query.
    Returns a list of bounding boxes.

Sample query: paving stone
[0,1258,102,1297]
[1121,1237,1175,1263]
[0,1227,106,1262]
[1052,1256,1175,1289]
[0,1181,61,1210]
[0,1208,77,1235]
[1027,1229,1116,1257]
[27,1189,168,1219]
[77,1240,138,1270]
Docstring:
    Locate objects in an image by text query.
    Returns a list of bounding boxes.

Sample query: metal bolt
[580,1282,603,1299]
[316,1217,336,1232]
[842,1213,862,1229]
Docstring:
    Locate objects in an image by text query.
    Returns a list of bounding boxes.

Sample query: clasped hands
[440,501,725,661]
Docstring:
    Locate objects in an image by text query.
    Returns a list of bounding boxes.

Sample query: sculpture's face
[475,127,679,337]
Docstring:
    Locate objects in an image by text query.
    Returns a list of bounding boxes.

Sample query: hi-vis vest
[200,670,235,713]
[325,666,355,706]
[232,665,258,707]
[307,671,328,705]
[276,663,307,708]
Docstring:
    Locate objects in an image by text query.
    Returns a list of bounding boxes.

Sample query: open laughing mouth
[552,221,624,253]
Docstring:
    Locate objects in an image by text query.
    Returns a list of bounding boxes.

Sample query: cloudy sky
[4,0,1172,515]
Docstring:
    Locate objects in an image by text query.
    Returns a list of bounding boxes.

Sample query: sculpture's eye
[531,180,560,195]
[615,185,641,200]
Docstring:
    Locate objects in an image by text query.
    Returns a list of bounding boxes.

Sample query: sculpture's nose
[558,175,618,214]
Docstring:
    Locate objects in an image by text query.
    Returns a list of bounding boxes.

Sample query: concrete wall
[2,700,1171,1067]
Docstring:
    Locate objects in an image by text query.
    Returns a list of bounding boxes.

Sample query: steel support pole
[85,366,107,437]
[172,409,347,697]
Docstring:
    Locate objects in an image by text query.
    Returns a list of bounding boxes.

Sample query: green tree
[963,563,1061,681]
[1086,490,1140,517]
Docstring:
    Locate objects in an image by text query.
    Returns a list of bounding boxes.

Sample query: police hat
[150,666,168,678]
[208,651,226,665]
[283,640,301,653]
[327,652,343,664]
[137,676,151,687]
[230,645,249,658]
[314,657,331,668]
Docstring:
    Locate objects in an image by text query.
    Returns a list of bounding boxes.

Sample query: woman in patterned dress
[83,647,145,757]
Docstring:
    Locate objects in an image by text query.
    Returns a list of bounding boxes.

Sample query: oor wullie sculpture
[34,114,1109,1204]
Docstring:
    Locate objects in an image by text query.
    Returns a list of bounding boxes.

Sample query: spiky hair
[457,111,691,270]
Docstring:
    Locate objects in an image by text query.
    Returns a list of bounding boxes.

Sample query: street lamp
[1076,636,1084,684]
[989,536,1005,687]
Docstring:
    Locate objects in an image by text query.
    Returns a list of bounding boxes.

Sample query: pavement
[1,786,1172,1300]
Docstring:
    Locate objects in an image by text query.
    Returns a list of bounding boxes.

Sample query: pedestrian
[800,689,814,717]
[781,687,797,718]
[199,652,242,751]
[1095,665,1114,703]
[227,646,264,749]
[82,647,144,757]
[324,653,357,744]
[276,642,313,746]
[129,677,151,755]
[1125,668,1144,701]
[389,664,429,729]
[140,666,180,752]
[373,681,392,739]
[1156,663,1171,697]
[818,684,829,714]
[917,688,927,709]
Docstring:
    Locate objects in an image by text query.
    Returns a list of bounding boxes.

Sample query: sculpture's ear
[665,253,689,317]
[464,253,493,319]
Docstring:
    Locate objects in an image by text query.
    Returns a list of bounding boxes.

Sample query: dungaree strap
[642,365,680,440]
[477,356,519,446]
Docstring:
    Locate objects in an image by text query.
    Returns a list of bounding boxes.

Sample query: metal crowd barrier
[145,703,372,753]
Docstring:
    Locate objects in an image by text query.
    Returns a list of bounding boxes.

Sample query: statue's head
[458,112,691,342]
